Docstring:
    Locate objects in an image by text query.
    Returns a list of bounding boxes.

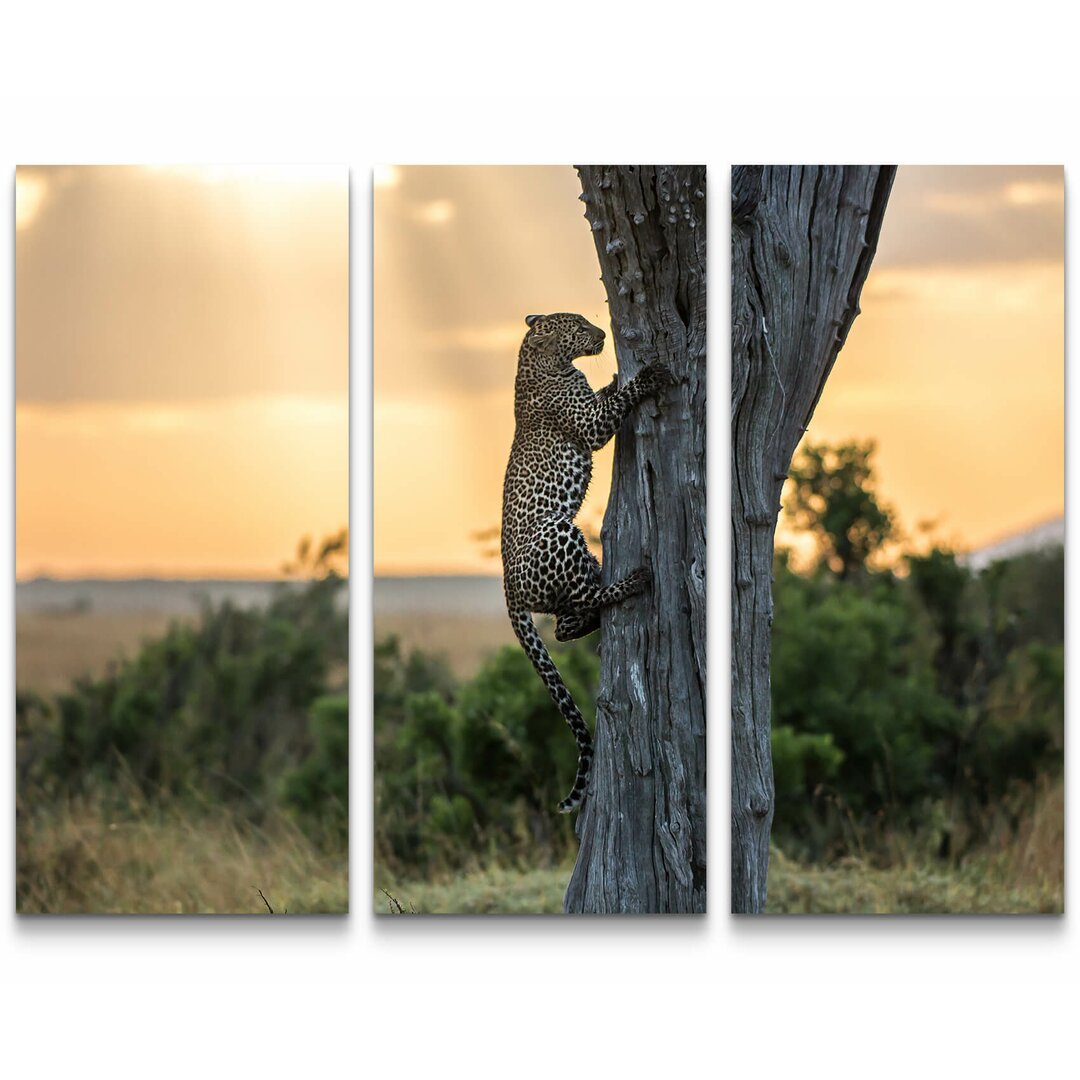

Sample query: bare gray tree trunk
[730,165,896,913]
[564,165,706,914]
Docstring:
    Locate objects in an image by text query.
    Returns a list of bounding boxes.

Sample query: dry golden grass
[766,850,1062,915]
[375,863,571,915]
[370,782,1064,915]
[1004,777,1065,891]
[374,612,513,678]
[373,842,1063,916]
[767,780,1064,915]
[17,797,347,915]
[17,611,182,695]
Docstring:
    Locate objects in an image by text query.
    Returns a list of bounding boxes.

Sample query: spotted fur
[501,312,673,812]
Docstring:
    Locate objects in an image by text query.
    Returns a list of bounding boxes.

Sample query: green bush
[281,694,349,842]
[374,626,597,874]
[18,567,349,846]
[368,543,1063,873]
[770,550,1064,858]
[771,725,844,804]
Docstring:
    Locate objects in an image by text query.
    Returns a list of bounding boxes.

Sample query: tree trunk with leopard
[564,165,706,914]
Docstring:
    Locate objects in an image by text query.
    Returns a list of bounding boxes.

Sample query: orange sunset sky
[15,165,348,580]
[15,166,1061,580]
[375,165,1063,576]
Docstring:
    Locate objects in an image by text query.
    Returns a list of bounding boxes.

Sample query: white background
[2,3,1077,1077]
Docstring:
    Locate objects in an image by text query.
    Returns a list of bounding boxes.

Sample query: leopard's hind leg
[512,519,652,812]
[531,520,651,641]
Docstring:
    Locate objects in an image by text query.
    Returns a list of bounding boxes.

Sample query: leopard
[500,311,674,812]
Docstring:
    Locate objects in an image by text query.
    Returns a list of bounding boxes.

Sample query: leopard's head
[522,313,605,363]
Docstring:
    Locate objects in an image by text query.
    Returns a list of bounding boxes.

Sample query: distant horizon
[374,508,1066,580]
[16,510,1063,585]
[16,570,347,585]
[17,569,499,583]
[17,569,495,583]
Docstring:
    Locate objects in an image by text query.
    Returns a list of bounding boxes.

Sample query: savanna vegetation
[375,444,1063,914]
[374,629,588,909]
[16,531,349,915]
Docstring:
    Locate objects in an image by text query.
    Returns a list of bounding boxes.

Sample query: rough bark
[730,165,896,913]
[564,165,706,914]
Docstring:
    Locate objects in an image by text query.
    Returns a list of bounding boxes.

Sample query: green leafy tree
[785,441,896,578]
[906,546,981,706]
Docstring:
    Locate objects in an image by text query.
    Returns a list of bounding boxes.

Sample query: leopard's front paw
[643,363,676,393]
[625,566,653,596]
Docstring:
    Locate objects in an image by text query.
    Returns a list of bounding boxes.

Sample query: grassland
[17,583,349,916]
[375,781,1063,915]
[17,611,180,694]
[19,592,1061,917]
[375,864,571,915]
[769,783,1063,915]
[17,796,348,915]
[16,587,505,693]
[373,612,512,679]
[375,851,1062,917]
[765,853,1062,915]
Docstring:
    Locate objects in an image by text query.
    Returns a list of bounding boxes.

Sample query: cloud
[421,323,524,353]
[1003,178,1061,208]
[921,178,1061,219]
[413,198,455,225]
[16,395,347,439]
[15,171,47,230]
[874,165,1063,269]
[16,166,347,404]
[373,165,402,189]
[15,166,80,231]
[862,261,1062,313]
[374,166,614,403]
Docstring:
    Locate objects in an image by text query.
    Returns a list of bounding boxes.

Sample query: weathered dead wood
[564,165,706,914]
[730,165,896,913]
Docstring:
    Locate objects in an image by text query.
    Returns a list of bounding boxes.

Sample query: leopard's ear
[525,314,543,328]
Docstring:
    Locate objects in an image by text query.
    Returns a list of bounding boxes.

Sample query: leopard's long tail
[508,609,592,813]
